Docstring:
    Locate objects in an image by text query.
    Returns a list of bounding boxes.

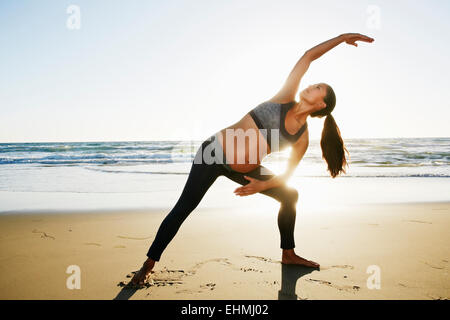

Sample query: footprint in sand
[200,283,216,290]
[32,229,55,240]
[187,258,238,273]
[119,268,185,289]
[117,235,153,240]
[331,264,355,269]
[403,219,432,224]
[422,261,445,270]
[175,288,204,294]
[244,255,280,264]
[320,264,355,271]
[257,280,279,286]
[176,282,217,294]
[84,242,101,247]
[240,267,264,273]
[305,278,360,292]
[119,258,235,290]
[397,282,420,289]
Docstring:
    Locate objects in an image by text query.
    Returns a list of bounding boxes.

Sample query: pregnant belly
[217,115,271,173]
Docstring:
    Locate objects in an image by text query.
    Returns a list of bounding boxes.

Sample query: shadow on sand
[114,283,142,300]
[114,263,319,300]
[278,263,319,300]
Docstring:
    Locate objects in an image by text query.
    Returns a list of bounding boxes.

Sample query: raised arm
[270,33,374,103]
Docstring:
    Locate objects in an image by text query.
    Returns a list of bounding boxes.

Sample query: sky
[1,0,449,142]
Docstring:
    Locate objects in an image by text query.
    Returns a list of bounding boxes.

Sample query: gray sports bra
[248,100,307,151]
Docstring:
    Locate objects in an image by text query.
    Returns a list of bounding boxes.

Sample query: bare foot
[282,250,320,268]
[130,258,155,286]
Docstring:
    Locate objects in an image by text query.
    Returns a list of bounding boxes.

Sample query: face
[300,83,327,111]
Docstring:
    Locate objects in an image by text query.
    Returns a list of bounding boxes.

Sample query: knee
[290,188,299,204]
[281,187,299,206]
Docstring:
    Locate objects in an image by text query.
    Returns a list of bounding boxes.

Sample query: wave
[0,138,449,171]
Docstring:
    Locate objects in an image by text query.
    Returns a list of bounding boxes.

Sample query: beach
[3,0,450,303]
[0,200,448,300]
[0,138,449,299]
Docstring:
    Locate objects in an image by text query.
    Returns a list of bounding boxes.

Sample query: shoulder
[267,97,292,105]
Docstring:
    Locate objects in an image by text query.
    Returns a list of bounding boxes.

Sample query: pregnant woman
[131,33,374,285]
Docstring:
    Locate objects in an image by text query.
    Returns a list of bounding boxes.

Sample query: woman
[131,33,374,285]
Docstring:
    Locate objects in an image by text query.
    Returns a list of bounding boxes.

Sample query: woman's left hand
[341,33,374,47]
[234,176,266,196]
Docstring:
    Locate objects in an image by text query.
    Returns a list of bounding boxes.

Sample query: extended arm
[304,34,345,61]
[262,134,309,190]
[271,33,374,102]
[233,134,308,196]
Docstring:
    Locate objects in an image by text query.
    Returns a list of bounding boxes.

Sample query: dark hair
[310,84,349,178]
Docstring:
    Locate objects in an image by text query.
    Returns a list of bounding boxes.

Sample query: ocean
[0,137,449,213]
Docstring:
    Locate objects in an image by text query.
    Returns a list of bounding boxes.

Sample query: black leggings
[146,135,299,261]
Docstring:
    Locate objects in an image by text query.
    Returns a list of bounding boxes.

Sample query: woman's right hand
[340,33,374,47]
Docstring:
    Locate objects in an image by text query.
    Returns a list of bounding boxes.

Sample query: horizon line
[1,136,449,144]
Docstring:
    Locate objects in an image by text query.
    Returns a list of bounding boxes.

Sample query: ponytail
[310,84,348,178]
[320,114,349,178]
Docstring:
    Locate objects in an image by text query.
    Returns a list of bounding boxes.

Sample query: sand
[0,202,449,300]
